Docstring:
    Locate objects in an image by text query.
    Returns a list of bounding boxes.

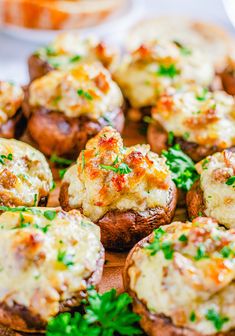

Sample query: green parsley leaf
[226,176,235,186]
[33,223,50,234]
[50,154,74,166]
[162,144,199,191]
[173,40,192,56]
[202,158,210,170]
[59,169,67,179]
[220,246,233,258]
[143,116,155,124]
[194,244,208,261]
[196,88,208,101]
[103,115,114,127]
[0,153,13,165]
[33,194,38,206]
[182,132,190,140]
[57,250,75,267]
[168,131,174,145]
[161,241,174,259]
[179,234,188,242]
[44,210,57,221]
[205,309,229,331]
[146,227,174,259]
[156,64,179,78]
[77,89,93,101]
[100,162,132,175]
[18,212,30,229]
[70,55,81,63]
[50,180,56,191]
[190,311,196,322]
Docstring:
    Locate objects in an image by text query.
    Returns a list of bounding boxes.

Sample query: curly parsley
[205,309,229,331]
[162,144,199,191]
[145,227,174,259]
[46,288,141,336]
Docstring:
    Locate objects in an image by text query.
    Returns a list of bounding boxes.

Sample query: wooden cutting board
[0,119,187,336]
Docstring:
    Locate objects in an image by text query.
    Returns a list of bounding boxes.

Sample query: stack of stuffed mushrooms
[1,17,235,336]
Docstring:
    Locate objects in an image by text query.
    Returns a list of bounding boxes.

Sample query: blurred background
[0,0,234,83]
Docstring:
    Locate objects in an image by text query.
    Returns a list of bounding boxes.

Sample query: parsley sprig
[162,144,199,191]
[226,176,235,186]
[156,64,179,78]
[50,154,75,180]
[46,288,142,336]
[0,153,13,165]
[0,206,56,222]
[100,162,132,175]
[145,227,174,259]
[205,309,229,331]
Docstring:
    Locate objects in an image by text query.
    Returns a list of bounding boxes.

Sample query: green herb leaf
[220,246,233,258]
[162,144,199,191]
[196,88,208,101]
[70,55,81,63]
[205,309,229,331]
[190,311,196,322]
[50,180,56,191]
[161,241,174,260]
[103,115,114,127]
[156,64,179,78]
[145,227,174,259]
[77,89,93,101]
[0,153,13,165]
[33,194,38,206]
[179,234,188,242]
[226,176,235,186]
[59,169,67,179]
[173,40,192,56]
[194,244,208,261]
[100,162,132,175]
[168,131,174,145]
[57,250,74,267]
[44,210,57,221]
[81,150,86,171]
[50,154,74,166]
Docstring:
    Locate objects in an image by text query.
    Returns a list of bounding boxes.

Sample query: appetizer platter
[1,15,235,336]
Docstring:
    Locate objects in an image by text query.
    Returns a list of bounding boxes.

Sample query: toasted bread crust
[123,235,235,336]
[0,245,104,333]
[59,181,177,251]
[147,123,235,162]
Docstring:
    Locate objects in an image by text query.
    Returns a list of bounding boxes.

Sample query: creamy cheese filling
[196,151,235,228]
[63,126,173,222]
[35,33,117,71]
[114,40,214,108]
[0,208,102,321]
[0,81,24,125]
[29,63,123,119]
[128,218,235,335]
[0,138,52,206]
[153,87,235,148]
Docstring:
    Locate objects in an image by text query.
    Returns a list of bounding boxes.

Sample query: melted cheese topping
[35,33,118,71]
[128,217,235,335]
[152,87,235,148]
[63,126,173,222]
[29,63,123,119]
[196,150,235,228]
[0,208,102,322]
[0,138,52,206]
[0,81,24,125]
[114,40,214,108]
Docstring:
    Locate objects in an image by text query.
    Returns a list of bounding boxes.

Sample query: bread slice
[125,16,235,71]
[1,0,125,30]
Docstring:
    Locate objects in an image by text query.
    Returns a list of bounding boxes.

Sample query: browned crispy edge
[123,234,235,336]
[59,181,177,251]
[0,245,105,333]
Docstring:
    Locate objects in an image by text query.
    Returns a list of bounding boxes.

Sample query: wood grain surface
[0,119,187,335]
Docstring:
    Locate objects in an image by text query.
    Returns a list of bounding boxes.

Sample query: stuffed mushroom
[114,39,215,116]
[28,32,118,81]
[23,63,124,157]
[124,216,235,336]
[187,150,235,228]
[148,86,235,162]
[0,138,52,207]
[0,207,104,332]
[0,81,25,139]
[59,126,177,251]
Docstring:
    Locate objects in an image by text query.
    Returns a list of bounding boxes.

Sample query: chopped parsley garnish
[18,212,30,229]
[52,96,62,105]
[194,244,208,261]
[103,115,114,127]
[0,153,13,165]
[226,176,235,186]
[33,194,38,206]
[50,180,56,191]
[182,132,190,140]
[46,288,141,336]
[34,223,50,233]
[69,55,81,63]
[44,210,57,221]
[179,234,188,242]
[50,154,74,166]
[173,40,192,56]
[196,88,208,101]
[77,89,93,101]
[143,116,155,124]
[190,311,196,322]
[145,227,174,259]
[100,162,132,175]
[162,144,199,191]
[156,64,179,78]
[205,309,229,331]
[59,169,67,179]
[57,250,75,267]
[202,158,209,170]
[168,131,174,145]
[220,246,233,258]
[45,46,56,56]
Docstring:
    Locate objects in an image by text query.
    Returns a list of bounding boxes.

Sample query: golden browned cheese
[0,138,52,206]
[128,217,235,335]
[0,208,102,322]
[63,126,174,221]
